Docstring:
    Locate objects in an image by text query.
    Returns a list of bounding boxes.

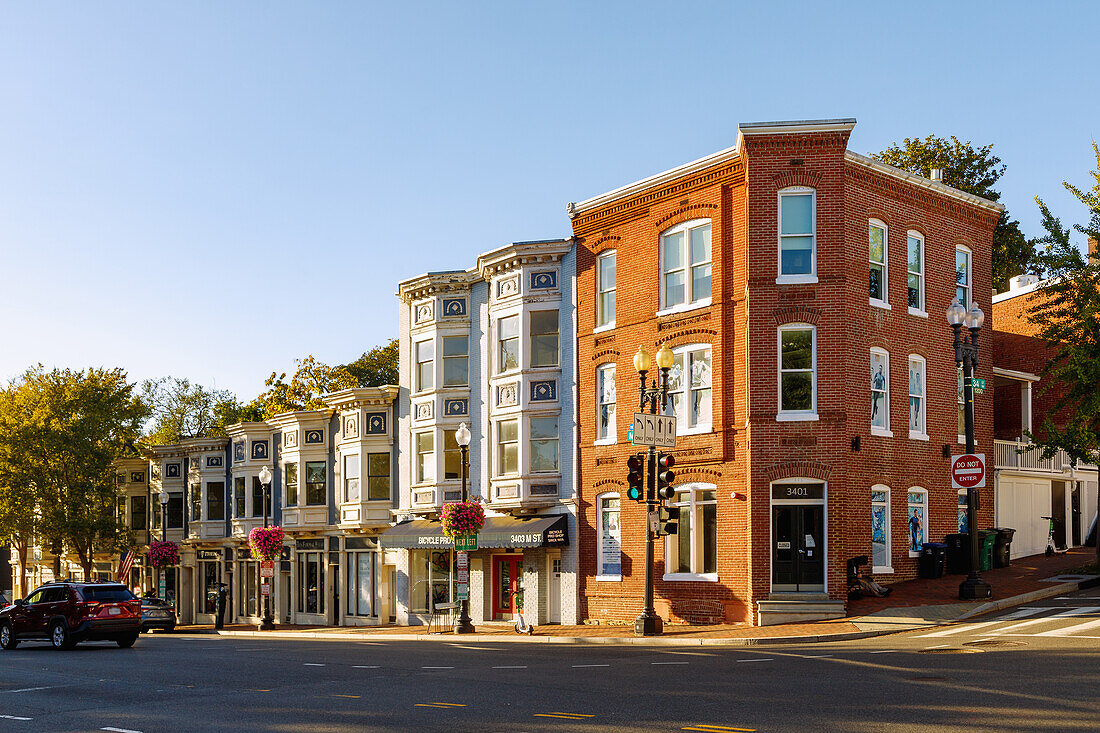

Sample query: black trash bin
[943,533,969,574]
[919,542,947,579]
[993,528,1016,568]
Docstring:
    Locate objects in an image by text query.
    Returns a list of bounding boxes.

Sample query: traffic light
[656,453,676,500]
[657,505,680,535]
[626,454,645,502]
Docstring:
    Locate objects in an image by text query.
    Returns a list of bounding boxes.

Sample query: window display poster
[600,499,621,576]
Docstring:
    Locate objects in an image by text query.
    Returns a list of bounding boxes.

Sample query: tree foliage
[342,338,399,387]
[252,356,357,418]
[141,377,242,444]
[1025,141,1100,561]
[874,135,1041,292]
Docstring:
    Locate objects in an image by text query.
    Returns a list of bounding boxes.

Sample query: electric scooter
[512,588,533,635]
[1041,515,1068,556]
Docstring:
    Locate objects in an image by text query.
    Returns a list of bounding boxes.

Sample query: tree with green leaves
[875,135,1041,292]
[0,380,39,596]
[1025,142,1100,563]
[342,338,399,387]
[252,356,357,419]
[141,377,241,444]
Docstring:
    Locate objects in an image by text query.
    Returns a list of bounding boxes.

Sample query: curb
[954,579,1083,621]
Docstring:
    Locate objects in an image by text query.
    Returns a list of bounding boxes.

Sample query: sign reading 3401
[631,412,677,449]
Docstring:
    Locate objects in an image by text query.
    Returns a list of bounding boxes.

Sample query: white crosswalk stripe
[913,607,1047,637]
[987,606,1100,636]
[1033,616,1100,638]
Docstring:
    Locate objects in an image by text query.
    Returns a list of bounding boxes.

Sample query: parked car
[140,597,176,633]
[0,592,11,610]
[0,581,142,650]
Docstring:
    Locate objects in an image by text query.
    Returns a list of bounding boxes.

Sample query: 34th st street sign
[632,412,677,449]
[951,453,986,489]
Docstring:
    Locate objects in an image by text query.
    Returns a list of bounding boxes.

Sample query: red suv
[0,582,142,650]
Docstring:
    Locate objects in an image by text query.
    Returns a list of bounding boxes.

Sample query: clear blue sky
[2,2,1097,399]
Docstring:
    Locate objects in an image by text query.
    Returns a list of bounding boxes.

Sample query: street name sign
[455,534,478,552]
[951,453,986,489]
[631,412,677,449]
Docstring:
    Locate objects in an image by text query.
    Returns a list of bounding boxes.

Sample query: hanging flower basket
[440,500,485,539]
[249,526,285,561]
[147,540,180,569]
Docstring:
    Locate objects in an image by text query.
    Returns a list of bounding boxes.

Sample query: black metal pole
[635,371,663,637]
[958,325,991,600]
[455,443,475,634]
[260,482,274,630]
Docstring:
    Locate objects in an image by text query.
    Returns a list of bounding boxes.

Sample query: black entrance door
[772,505,825,591]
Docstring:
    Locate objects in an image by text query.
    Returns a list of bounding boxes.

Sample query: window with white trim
[596,250,616,327]
[529,416,559,473]
[498,315,519,373]
[907,231,924,312]
[779,188,815,278]
[663,345,712,433]
[778,325,815,417]
[871,486,891,572]
[908,355,927,439]
[366,453,390,500]
[907,488,928,556]
[530,310,559,368]
[343,453,360,503]
[869,220,888,305]
[957,490,969,533]
[957,368,966,442]
[870,348,889,434]
[415,432,434,484]
[660,219,711,309]
[597,493,622,579]
[596,364,616,443]
[442,335,468,387]
[496,419,518,475]
[415,339,434,392]
[665,484,717,579]
[956,246,971,309]
[443,429,461,480]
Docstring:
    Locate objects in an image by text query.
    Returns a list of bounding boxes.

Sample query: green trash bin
[978,530,997,571]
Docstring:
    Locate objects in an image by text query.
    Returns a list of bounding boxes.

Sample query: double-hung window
[665,485,718,580]
[415,340,434,392]
[250,476,265,517]
[597,494,622,579]
[498,315,519,373]
[234,477,246,517]
[305,461,326,506]
[956,246,971,309]
[871,486,891,572]
[415,433,434,484]
[907,231,924,313]
[530,416,559,473]
[190,484,202,522]
[130,495,146,531]
[779,188,815,280]
[869,220,888,306]
[870,348,890,435]
[907,488,928,556]
[530,310,559,368]
[596,364,616,443]
[908,355,927,439]
[778,325,816,418]
[166,493,184,528]
[343,454,359,503]
[443,429,461,480]
[664,346,712,433]
[496,419,519,475]
[207,481,224,521]
[367,453,390,500]
[284,463,298,506]
[957,368,966,442]
[661,219,712,309]
[442,336,468,387]
[596,250,616,327]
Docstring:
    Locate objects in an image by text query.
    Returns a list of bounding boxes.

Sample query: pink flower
[147,540,180,569]
[440,500,485,539]
[249,526,285,560]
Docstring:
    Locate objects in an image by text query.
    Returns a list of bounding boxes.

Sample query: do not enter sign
[951,453,986,489]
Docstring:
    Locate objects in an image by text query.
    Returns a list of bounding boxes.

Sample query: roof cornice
[477,239,573,279]
[397,269,482,304]
[322,386,400,410]
[845,151,1004,214]
[738,118,857,136]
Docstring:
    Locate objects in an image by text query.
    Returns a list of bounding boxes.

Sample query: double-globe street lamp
[257,464,275,630]
[453,422,475,634]
[947,297,992,601]
[158,490,169,602]
[633,343,675,636]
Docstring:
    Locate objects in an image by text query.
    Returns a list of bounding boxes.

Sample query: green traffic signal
[626,453,645,502]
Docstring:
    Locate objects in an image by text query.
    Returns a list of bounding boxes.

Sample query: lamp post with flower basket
[250,465,279,630]
[441,421,482,634]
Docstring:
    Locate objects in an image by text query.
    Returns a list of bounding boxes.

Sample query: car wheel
[116,632,139,648]
[50,621,73,650]
[0,623,17,650]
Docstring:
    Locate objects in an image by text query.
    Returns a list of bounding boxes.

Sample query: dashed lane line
[868,650,896,654]
[492,665,528,669]
[2,688,52,694]
[352,665,380,669]
[0,716,32,721]
[651,661,689,665]
[682,726,756,732]
[534,713,594,720]
[101,728,143,733]
[571,664,610,668]
[735,658,773,663]
[303,663,325,667]
[415,702,467,709]
[421,666,455,670]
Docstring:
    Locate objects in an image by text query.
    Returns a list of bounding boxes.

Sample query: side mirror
[14,598,26,606]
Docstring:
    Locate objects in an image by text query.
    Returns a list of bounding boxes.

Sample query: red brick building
[567,119,1001,626]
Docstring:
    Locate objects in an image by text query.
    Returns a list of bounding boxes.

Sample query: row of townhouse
[12,118,1096,627]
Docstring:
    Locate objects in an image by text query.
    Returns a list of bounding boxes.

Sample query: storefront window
[346,551,375,617]
[297,552,324,615]
[410,550,453,613]
[202,561,219,614]
[240,561,258,617]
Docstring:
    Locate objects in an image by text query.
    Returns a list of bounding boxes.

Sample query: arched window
[664,483,718,580]
[871,485,892,572]
[870,347,890,435]
[907,488,928,556]
[596,250,616,328]
[955,244,972,309]
[595,363,616,444]
[596,493,622,580]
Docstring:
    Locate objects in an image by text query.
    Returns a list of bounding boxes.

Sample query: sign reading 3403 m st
[632,412,676,449]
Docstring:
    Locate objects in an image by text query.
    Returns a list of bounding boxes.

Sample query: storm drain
[964,639,1027,648]
[917,647,983,654]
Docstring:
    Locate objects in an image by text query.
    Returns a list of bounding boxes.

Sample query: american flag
[116,549,136,584]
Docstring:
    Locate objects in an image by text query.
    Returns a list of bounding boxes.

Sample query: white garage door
[995,476,1051,559]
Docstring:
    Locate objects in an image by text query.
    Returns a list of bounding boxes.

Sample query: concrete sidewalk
[174,548,1098,647]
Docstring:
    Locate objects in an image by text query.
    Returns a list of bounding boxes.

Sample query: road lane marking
[924,644,949,649]
[682,726,756,732]
[421,666,455,670]
[353,665,380,669]
[571,664,610,668]
[101,728,143,733]
[534,713,593,720]
[333,694,361,698]
[416,702,467,708]
[303,663,325,667]
[801,654,833,658]
[913,608,1048,637]
[651,661,689,665]
[246,689,271,692]
[3,688,52,694]
[988,606,1100,635]
[1035,617,1100,637]
[492,665,528,669]
[448,644,497,650]
[0,716,32,721]
[736,658,772,663]
[662,651,716,656]
[868,650,896,654]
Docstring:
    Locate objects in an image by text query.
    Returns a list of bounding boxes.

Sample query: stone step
[756,598,846,627]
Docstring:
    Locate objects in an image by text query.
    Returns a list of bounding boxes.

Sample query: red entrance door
[492,555,523,619]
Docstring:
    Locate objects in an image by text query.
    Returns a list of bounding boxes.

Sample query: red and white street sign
[260,560,274,578]
[951,453,986,489]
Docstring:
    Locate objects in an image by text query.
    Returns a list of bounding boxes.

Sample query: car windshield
[79,586,136,602]
[142,598,170,607]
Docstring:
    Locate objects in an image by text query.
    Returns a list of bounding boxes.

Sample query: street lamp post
[158,490,169,602]
[258,464,275,630]
[453,422,475,634]
[633,343,675,637]
[947,297,992,601]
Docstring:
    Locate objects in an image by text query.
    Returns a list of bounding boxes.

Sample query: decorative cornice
[844,151,1004,214]
[397,270,480,304]
[477,239,573,280]
[322,386,400,410]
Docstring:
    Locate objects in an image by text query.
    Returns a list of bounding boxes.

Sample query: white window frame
[906,487,928,558]
[658,218,712,315]
[596,250,616,330]
[663,344,713,435]
[415,339,434,393]
[908,354,928,440]
[869,219,889,308]
[442,334,469,388]
[871,485,892,574]
[497,314,520,374]
[595,492,622,581]
[343,452,360,504]
[870,347,891,437]
[663,483,719,582]
[956,245,972,310]
[957,367,966,444]
[777,187,817,284]
[957,490,969,534]
[595,363,616,445]
[529,309,559,369]
[529,415,559,474]
[495,418,519,477]
[777,324,817,421]
[414,432,434,485]
[907,230,926,316]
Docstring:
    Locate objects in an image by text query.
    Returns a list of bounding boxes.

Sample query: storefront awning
[380,514,568,550]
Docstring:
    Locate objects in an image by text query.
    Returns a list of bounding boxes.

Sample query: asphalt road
[1,588,1097,733]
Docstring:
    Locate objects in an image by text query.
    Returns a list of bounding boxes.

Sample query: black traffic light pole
[635,363,671,637]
